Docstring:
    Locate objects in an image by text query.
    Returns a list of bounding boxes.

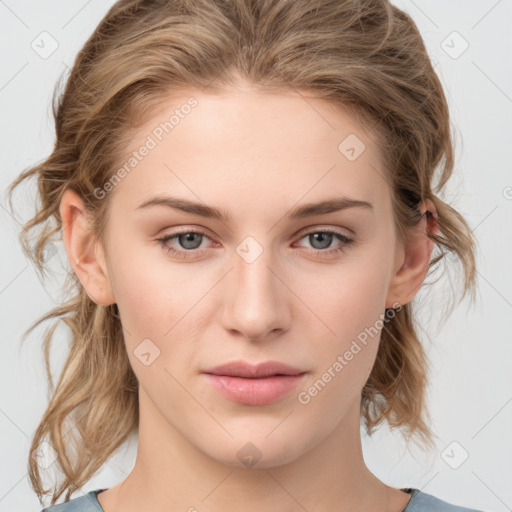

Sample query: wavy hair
[7,0,477,506]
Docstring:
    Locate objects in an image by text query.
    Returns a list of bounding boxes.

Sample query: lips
[202,360,307,406]
[203,360,305,378]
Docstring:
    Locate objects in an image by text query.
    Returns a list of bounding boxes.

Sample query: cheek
[107,242,208,369]
[297,247,392,379]
[108,239,187,328]
[296,270,388,413]
[112,264,168,331]
[310,260,390,339]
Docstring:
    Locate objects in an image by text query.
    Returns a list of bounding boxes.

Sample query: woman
[7,0,484,511]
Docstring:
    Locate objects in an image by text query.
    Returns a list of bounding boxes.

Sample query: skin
[60,79,438,512]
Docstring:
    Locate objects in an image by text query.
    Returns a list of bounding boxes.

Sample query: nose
[220,243,292,342]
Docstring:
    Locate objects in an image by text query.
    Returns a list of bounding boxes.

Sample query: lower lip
[203,373,307,406]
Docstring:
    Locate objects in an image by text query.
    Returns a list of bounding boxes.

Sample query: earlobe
[385,199,438,309]
[59,188,116,306]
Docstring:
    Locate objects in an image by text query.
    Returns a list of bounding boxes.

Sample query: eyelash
[156,228,354,260]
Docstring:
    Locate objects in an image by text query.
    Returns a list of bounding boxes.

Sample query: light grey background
[1,1,511,511]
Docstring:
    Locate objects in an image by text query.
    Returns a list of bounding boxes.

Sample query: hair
[7,0,478,506]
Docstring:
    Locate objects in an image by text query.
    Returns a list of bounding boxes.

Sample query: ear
[59,188,116,306]
[385,198,438,309]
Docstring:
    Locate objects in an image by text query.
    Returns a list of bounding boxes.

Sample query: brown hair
[7,0,477,506]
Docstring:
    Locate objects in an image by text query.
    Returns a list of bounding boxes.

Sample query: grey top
[41,487,487,511]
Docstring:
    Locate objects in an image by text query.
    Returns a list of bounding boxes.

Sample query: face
[87,82,406,468]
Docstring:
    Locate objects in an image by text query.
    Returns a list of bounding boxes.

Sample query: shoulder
[405,488,487,512]
[40,489,105,512]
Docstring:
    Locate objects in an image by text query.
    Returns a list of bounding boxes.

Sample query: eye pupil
[179,233,202,250]
[310,232,333,250]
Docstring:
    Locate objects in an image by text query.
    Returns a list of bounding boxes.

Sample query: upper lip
[202,360,305,378]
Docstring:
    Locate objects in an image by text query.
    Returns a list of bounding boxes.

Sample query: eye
[156,229,213,259]
[156,227,355,260]
[295,228,354,256]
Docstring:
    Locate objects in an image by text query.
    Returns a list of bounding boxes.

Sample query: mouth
[202,360,307,406]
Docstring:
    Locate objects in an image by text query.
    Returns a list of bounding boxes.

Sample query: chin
[197,428,314,470]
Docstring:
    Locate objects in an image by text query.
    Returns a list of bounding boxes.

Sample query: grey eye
[177,232,204,250]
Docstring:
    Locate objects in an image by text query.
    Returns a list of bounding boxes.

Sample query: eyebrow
[136,195,374,223]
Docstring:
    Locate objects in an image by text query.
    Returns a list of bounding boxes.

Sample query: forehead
[109,85,390,216]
